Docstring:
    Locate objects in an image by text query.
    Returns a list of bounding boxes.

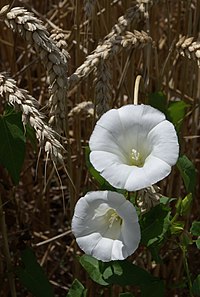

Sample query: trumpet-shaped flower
[89,104,179,191]
[71,191,141,262]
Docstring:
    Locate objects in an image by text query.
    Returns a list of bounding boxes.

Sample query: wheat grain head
[0,72,64,162]
[1,5,69,131]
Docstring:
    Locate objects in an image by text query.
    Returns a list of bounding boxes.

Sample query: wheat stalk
[1,5,69,131]
[0,73,64,162]
[176,36,200,67]
[84,0,97,18]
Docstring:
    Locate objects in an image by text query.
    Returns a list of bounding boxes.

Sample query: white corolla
[71,191,141,262]
[89,104,179,191]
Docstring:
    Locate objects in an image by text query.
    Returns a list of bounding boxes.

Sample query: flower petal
[95,109,124,139]
[89,104,178,191]
[90,151,124,171]
[72,191,141,262]
[72,214,109,238]
[140,104,166,129]
[116,198,139,223]
[148,120,179,165]
[89,124,127,161]
[90,151,133,188]
[112,240,128,260]
[123,156,172,191]
[71,196,90,220]
[76,233,103,255]
[120,220,141,255]
[144,155,171,184]
[124,166,150,191]
[91,237,114,261]
[106,191,127,209]
[118,104,166,132]
[71,192,110,237]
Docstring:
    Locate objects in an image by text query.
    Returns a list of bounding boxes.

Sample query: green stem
[0,194,17,297]
[170,212,179,224]
[181,245,194,297]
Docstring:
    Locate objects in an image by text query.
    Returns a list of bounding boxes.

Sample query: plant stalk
[134,75,142,105]
[181,245,194,297]
[0,194,17,297]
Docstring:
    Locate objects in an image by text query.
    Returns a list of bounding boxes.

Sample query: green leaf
[67,279,87,297]
[148,92,167,114]
[102,260,153,286]
[196,238,200,249]
[170,221,184,235]
[80,256,164,296]
[190,221,200,236]
[0,108,26,184]
[160,196,176,205]
[102,260,164,297]
[180,193,193,215]
[141,204,171,246]
[141,281,164,297]
[177,155,196,194]
[119,293,135,297]
[141,204,171,262]
[15,247,54,297]
[25,123,37,151]
[79,255,109,286]
[180,232,193,247]
[167,100,188,132]
[148,245,162,263]
[192,275,200,296]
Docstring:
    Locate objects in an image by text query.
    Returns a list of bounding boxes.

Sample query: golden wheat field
[0,1,200,297]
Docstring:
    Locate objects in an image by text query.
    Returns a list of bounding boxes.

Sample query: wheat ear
[50,29,70,61]
[176,36,200,67]
[1,5,69,131]
[68,0,154,88]
[68,101,94,118]
[94,59,112,117]
[69,30,152,89]
[0,73,64,162]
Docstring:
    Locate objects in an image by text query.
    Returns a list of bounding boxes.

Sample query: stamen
[130,148,144,167]
[106,209,122,228]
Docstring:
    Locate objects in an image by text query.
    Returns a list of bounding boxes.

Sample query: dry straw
[84,0,97,18]
[176,36,200,67]
[0,4,69,131]
[0,73,64,162]
[137,185,161,213]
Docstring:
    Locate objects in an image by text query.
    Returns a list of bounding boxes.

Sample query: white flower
[71,191,141,262]
[89,104,179,191]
